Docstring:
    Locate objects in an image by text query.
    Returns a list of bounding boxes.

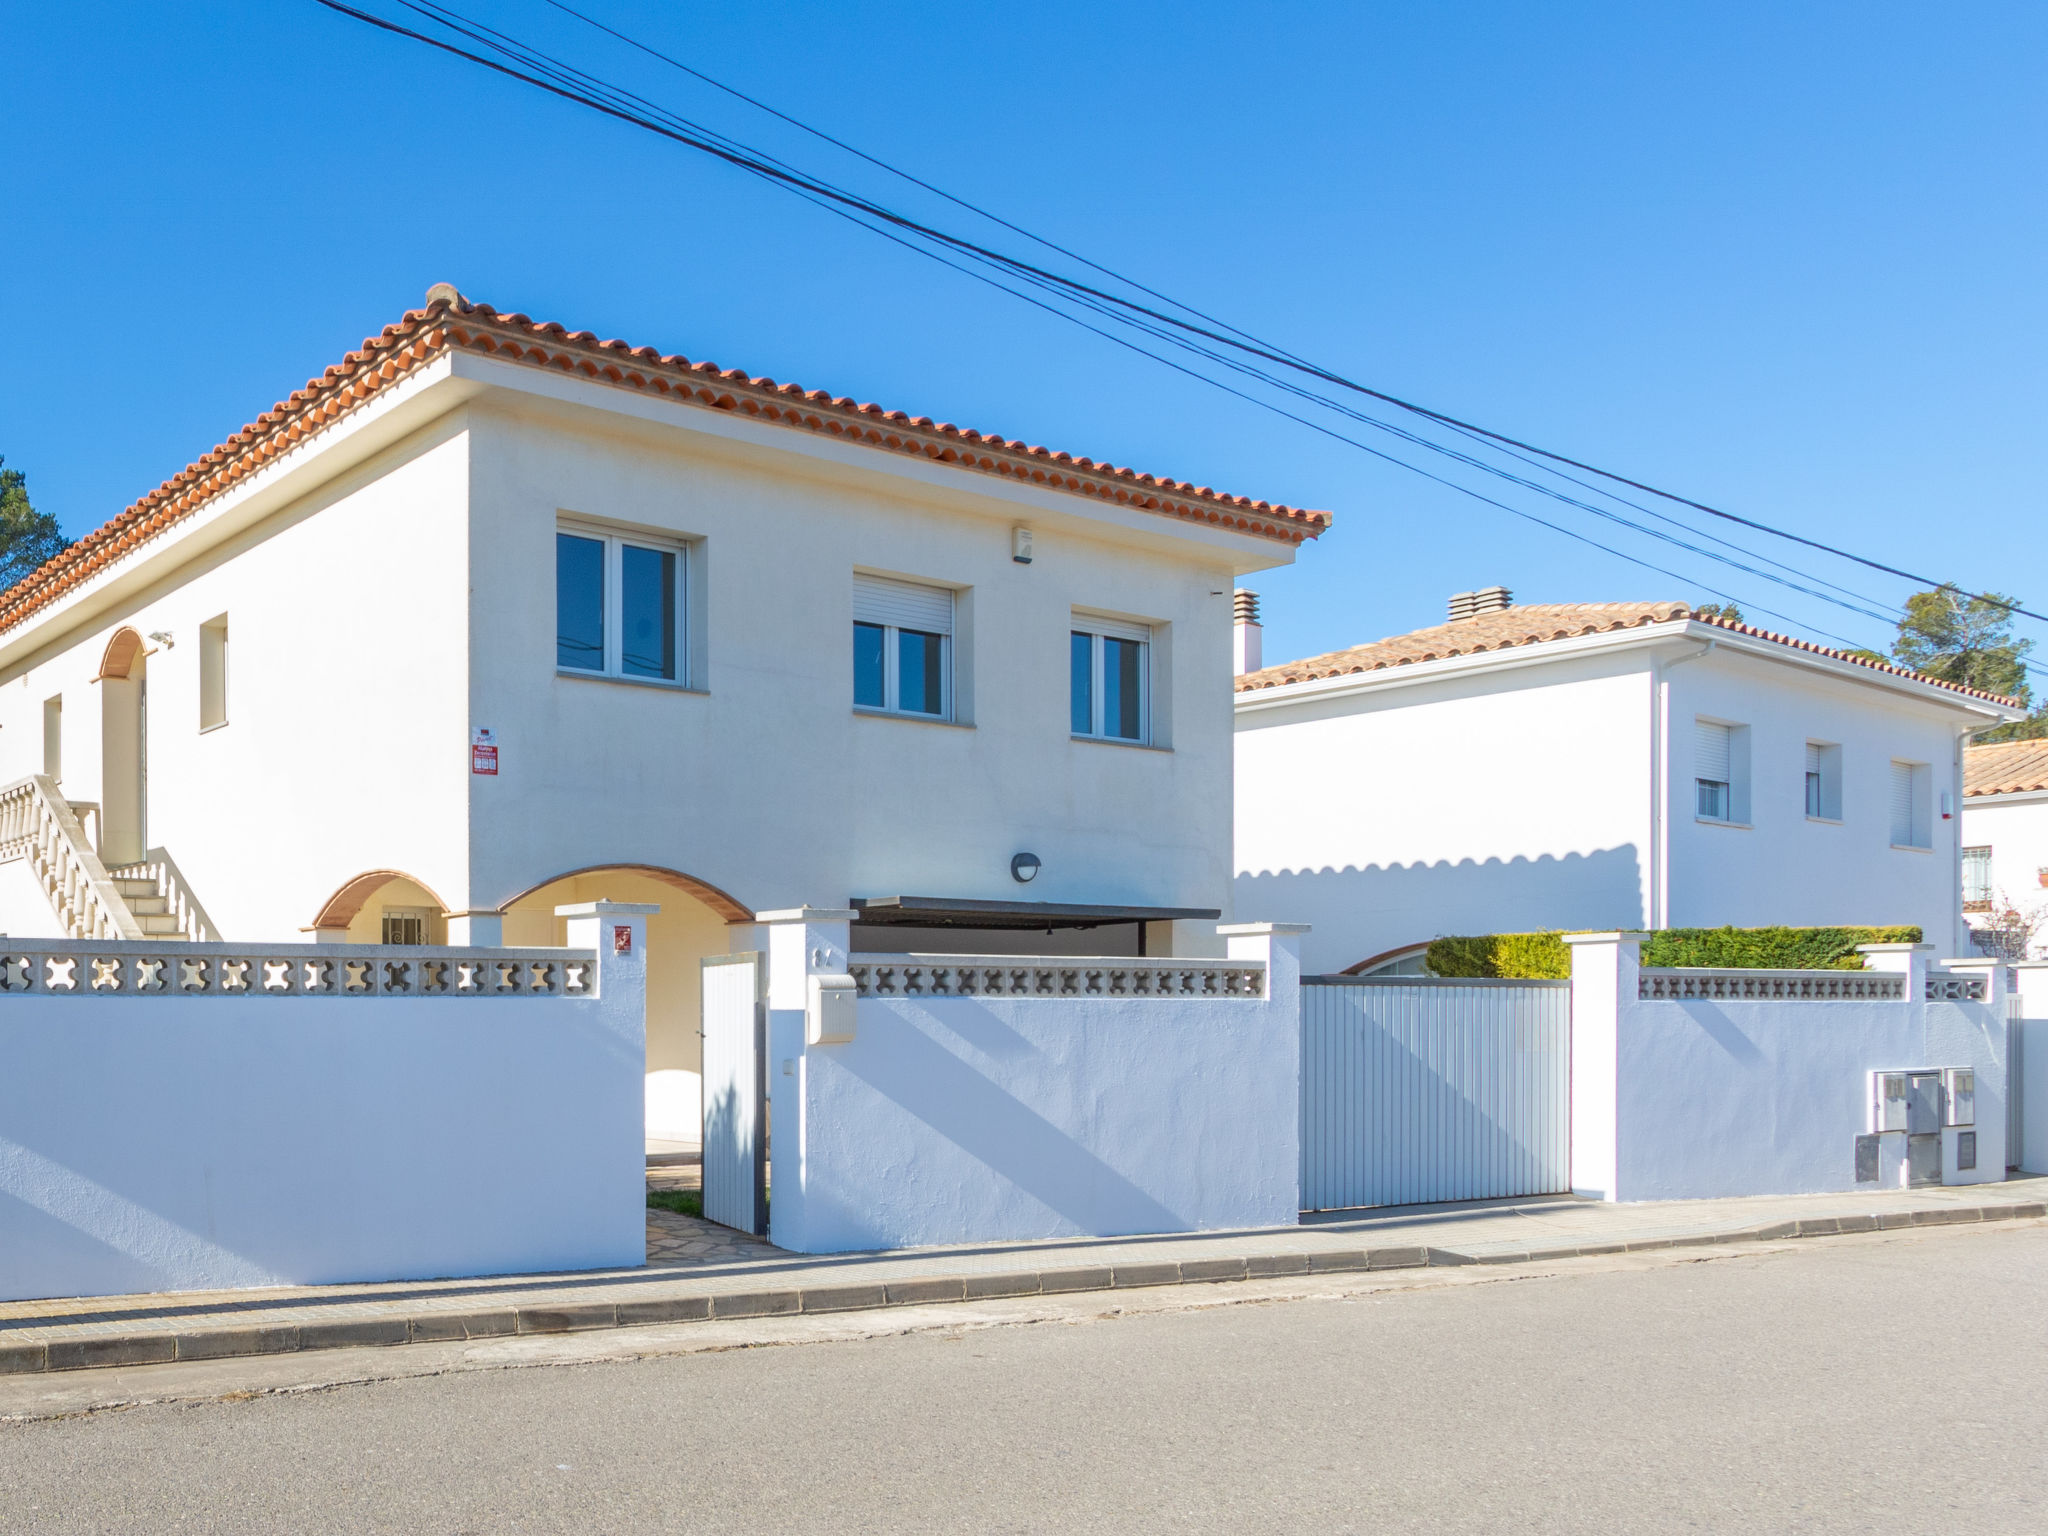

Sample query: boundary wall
[1567,934,2008,1201]
[0,903,649,1303]
[759,911,1303,1254]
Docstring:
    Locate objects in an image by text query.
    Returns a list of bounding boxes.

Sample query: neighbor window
[1963,846,1993,911]
[200,614,229,730]
[853,573,953,719]
[1804,740,1842,820]
[1072,615,1152,743]
[1695,719,1734,821]
[1891,759,1932,849]
[41,696,60,782]
[556,526,684,683]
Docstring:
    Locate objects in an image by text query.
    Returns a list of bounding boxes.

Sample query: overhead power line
[305,0,2044,679]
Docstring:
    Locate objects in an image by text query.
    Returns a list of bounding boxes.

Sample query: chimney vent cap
[1448,585,1512,621]
[1233,589,1261,626]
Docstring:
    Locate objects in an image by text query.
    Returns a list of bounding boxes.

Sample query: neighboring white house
[1232,589,2020,977]
[0,286,1326,1137]
[1959,739,2048,958]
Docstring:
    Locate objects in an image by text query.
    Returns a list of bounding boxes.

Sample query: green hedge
[1425,925,1923,980]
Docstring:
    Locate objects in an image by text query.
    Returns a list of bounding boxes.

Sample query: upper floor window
[557,526,683,684]
[1963,846,1993,910]
[1694,718,1748,823]
[853,573,953,719]
[200,614,229,730]
[1805,740,1842,820]
[1890,759,1932,850]
[1072,614,1151,744]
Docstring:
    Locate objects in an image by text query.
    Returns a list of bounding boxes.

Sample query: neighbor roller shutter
[1890,761,1916,846]
[1695,720,1731,783]
[1806,742,1823,776]
[853,574,953,634]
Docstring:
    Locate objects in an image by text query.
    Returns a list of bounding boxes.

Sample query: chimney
[1233,589,1263,675]
[1448,585,1512,622]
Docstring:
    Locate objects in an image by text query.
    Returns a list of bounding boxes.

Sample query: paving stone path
[645,1154,770,1266]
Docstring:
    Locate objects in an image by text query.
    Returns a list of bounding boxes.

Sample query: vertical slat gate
[701,952,767,1235]
[1300,977,1570,1212]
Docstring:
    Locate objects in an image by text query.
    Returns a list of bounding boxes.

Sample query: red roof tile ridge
[0,288,1329,640]
[1235,601,2025,709]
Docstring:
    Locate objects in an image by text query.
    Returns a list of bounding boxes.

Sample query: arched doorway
[309,870,452,944]
[96,629,148,866]
[498,866,749,1144]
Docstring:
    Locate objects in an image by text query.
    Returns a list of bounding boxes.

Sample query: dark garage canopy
[850,897,1222,932]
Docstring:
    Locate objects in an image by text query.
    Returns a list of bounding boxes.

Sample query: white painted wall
[2011,965,2048,1175]
[763,917,1302,1253]
[1568,935,2007,1201]
[1960,792,2048,956]
[1663,644,1973,954]
[1236,624,1995,975]
[1234,651,1653,976]
[0,919,646,1303]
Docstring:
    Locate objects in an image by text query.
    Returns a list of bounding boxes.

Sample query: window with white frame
[1890,759,1932,849]
[1072,614,1151,743]
[1963,846,1993,910]
[853,573,953,718]
[1694,718,1743,822]
[1805,740,1842,820]
[556,525,684,683]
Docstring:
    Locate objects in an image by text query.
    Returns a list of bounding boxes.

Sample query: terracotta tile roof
[1236,601,2025,708]
[1965,739,2048,797]
[0,287,1329,639]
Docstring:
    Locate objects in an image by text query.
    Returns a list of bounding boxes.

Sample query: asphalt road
[4,1223,2044,1534]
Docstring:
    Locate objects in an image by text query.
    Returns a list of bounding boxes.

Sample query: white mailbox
[807,973,858,1045]
[1944,1068,1975,1128]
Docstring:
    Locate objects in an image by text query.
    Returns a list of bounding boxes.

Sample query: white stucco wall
[0,926,646,1303]
[1235,624,1996,975]
[1960,792,2048,955]
[1233,652,1654,976]
[0,412,473,942]
[461,397,1247,925]
[1663,645,1973,953]
[1569,937,2006,1202]
[764,923,1302,1253]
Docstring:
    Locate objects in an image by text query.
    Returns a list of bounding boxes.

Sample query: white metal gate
[700,952,767,1235]
[1300,977,1570,1212]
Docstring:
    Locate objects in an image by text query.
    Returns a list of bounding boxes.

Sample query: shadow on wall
[1236,845,1645,973]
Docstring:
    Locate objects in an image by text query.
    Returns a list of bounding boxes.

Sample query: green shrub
[1425,925,1922,979]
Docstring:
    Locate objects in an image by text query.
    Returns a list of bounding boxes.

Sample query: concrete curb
[3,1200,2040,1377]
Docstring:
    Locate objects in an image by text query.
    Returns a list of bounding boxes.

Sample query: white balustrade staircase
[0,776,219,942]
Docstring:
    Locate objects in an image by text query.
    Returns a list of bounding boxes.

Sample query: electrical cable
[304,0,2043,688]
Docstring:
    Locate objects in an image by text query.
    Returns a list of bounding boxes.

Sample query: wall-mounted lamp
[1010,851,1041,884]
[147,631,175,649]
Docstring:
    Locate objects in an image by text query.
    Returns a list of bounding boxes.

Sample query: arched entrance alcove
[96,628,148,866]
[498,865,750,1144]
[309,870,453,943]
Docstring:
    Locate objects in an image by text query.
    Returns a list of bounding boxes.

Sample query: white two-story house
[0,286,1327,1134]
[1231,589,2018,976]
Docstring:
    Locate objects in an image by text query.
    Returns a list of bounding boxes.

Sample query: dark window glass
[1104,636,1144,739]
[1697,779,1729,820]
[853,622,886,709]
[899,629,944,715]
[621,544,677,680]
[1805,771,1823,818]
[1071,632,1094,735]
[556,533,605,671]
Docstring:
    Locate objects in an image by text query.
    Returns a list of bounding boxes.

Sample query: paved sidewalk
[3,1177,2042,1376]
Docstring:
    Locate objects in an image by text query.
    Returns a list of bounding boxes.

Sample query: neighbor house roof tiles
[1235,601,2023,707]
[0,287,1329,638]
[1964,739,2048,797]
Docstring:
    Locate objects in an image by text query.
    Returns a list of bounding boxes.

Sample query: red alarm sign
[471,726,498,776]
[613,925,633,956]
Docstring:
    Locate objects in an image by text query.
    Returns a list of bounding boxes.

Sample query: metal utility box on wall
[1862,1068,1978,1188]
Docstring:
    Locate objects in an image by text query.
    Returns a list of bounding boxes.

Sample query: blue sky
[3,2,2043,672]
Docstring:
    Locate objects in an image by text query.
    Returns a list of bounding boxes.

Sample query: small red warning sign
[472,745,498,776]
